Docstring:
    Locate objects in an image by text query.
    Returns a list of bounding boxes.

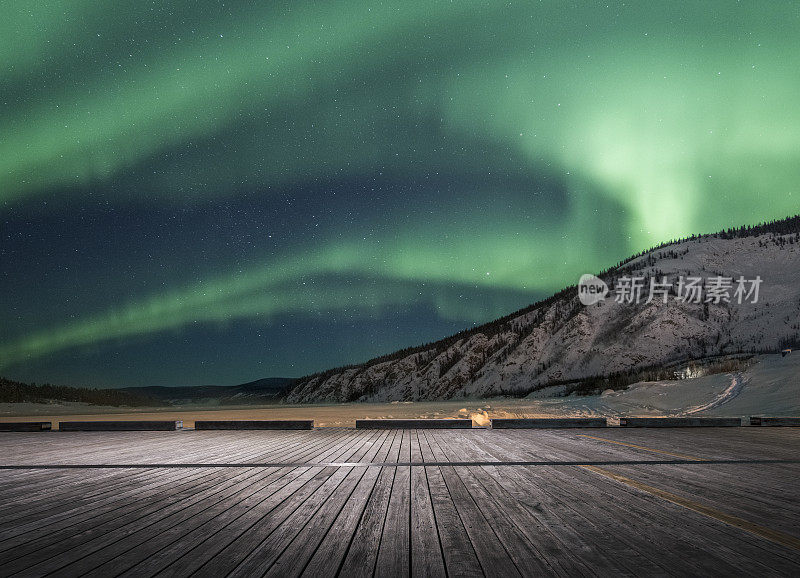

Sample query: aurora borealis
[2,1,799,387]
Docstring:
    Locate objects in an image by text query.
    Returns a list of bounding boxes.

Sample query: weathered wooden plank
[2,465,264,575]
[491,418,607,429]
[0,458,254,542]
[88,466,303,577]
[619,417,741,427]
[0,432,353,559]
[336,465,397,578]
[374,464,411,577]
[0,431,315,525]
[437,463,522,577]
[383,427,404,464]
[299,438,395,576]
[0,431,322,535]
[155,431,380,577]
[346,429,389,464]
[0,469,147,517]
[58,421,183,431]
[150,467,333,578]
[0,422,51,432]
[266,466,378,577]
[471,441,677,575]
[426,430,596,576]
[751,416,800,426]
[606,463,800,540]
[538,464,741,575]
[421,465,483,577]
[285,431,399,578]
[68,433,375,577]
[399,429,412,463]
[55,465,298,577]
[2,427,800,578]
[223,466,358,577]
[0,468,202,539]
[0,433,290,513]
[563,464,800,575]
[356,419,473,429]
[114,433,370,577]
[195,420,313,430]
[431,430,658,576]
[410,457,446,576]
[479,430,800,575]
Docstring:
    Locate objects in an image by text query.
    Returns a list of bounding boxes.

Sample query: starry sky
[2,1,799,387]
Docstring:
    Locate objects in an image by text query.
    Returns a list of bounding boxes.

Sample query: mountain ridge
[122,377,294,405]
[285,215,800,403]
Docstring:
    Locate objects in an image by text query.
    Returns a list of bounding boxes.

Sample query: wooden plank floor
[1,428,799,577]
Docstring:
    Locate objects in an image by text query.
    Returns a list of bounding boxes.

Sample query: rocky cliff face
[286,228,800,403]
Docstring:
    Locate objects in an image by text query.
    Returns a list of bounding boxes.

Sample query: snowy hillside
[544,353,800,418]
[286,220,800,403]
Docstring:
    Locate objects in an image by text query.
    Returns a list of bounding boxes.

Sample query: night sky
[2,1,799,387]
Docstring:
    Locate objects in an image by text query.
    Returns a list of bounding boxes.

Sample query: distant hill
[0,376,158,407]
[0,376,294,408]
[122,377,295,406]
[286,215,800,403]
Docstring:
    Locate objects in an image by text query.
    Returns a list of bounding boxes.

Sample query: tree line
[0,376,158,407]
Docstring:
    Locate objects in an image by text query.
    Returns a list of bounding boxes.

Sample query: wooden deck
[1,427,799,577]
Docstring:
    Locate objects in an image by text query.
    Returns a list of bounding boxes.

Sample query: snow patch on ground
[550,353,800,417]
[684,373,747,414]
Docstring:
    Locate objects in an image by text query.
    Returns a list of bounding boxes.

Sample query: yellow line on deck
[579,464,800,552]
[576,434,705,461]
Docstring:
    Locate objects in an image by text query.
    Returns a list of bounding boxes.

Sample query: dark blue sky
[2,1,798,387]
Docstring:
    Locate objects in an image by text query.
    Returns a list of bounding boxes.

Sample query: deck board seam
[3,458,797,469]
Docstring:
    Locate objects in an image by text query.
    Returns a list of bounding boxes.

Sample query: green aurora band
[1,1,799,376]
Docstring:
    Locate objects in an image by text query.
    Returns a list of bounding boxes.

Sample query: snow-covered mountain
[286,218,800,403]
